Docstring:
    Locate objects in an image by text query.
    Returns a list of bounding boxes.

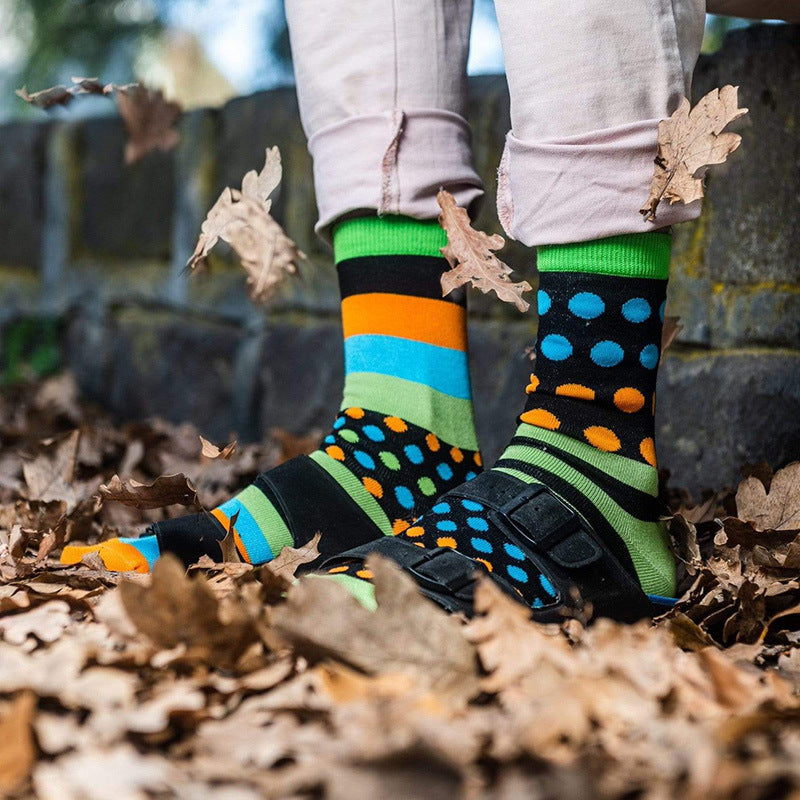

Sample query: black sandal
[321,470,659,623]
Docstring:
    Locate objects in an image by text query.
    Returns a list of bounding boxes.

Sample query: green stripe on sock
[333,216,447,263]
[236,485,294,556]
[498,445,676,596]
[312,573,378,611]
[342,372,479,451]
[537,233,671,280]
[309,451,394,537]
[515,424,659,496]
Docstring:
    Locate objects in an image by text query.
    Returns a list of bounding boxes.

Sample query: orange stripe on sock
[341,293,467,351]
[211,508,251,563]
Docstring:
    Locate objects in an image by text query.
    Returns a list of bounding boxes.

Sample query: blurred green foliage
[1,318,61,385]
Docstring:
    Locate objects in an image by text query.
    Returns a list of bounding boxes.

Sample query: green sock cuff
[537,233,672,280]
[333,216,447,263]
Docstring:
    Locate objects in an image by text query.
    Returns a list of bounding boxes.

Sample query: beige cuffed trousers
[286,0,707,245]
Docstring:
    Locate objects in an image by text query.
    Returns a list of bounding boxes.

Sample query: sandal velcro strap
[447,471,603,569]
[254,455,383,561]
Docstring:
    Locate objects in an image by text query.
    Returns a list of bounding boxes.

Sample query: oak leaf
[437,189,532,312]
[199,436,237,460]
[98,473,198,509]
[114,84,181,164]
[641,85,748,221]
[15,76,111,109]
[736,461,800,532]
[264,532,321,581]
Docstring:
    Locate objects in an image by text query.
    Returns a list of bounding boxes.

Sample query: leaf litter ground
[0,373,798,799]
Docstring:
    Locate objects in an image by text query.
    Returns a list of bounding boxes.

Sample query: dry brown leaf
[98,472,198,509]
[15,76,111,109]
[661,315,683,353]
[437,189,532,312]
[263,532,321,581]
[271,555,480,706]
[119,555,260,669]
[22,429,80,507]
[736,462,800,532]
[199,436,237,460]
[0,692,37,794]
[641,85,748,221]
[240,145,282,204]
[114,83,181,164]
[0,600,72,646]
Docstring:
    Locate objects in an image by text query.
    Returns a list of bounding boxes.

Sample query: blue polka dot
[333,417,346,429]
[324,435,335,444]
[640,344,659,369]
[436,463,454,481]
[540,334,573,362]
[437,520,457,532]
[362,425,385,442]
[461,499,484,511]
[353,451,375,470]
[404,445,424,465]
[465,471,477,481]
[467,516,489,532]
[590,340,624,367]
[532,597,544,608]
[539,574,557,597]
[537,290,551,315]
[568,292,605,319]
[622,297,651,323]
[471,537,493,554]
[432,502,451,514]
[507,565,529,583]
[395,486,415,509]
[504,543,526,561]
[659,300,666,322]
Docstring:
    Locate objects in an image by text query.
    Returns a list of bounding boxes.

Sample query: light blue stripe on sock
[217,499,275,563]
[120,535,161,570]
[344,335,471,399]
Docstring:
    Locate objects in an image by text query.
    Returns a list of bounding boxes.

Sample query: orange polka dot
[384,416,408,433]
[555,383,595,401]
[476,558,493,572]
[413,541,425,548]
[613,387,645,413]
[584,426,621,452]
[344,407,365,419]
[325,445,345,461]
[328,565,348,574]
[437,536,457,549]
[526,374,540,394]
[405,525,425,537]
[425,433,440,452]
[450,447,464,463]
[640,437,657,467]
[473,451,482,467]
[392,519,411,535]
[520,408,561,430]
[356,569,374,580]
[362,477,383,498]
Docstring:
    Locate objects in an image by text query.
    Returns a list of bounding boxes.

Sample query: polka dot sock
[67,216,481,572]
[327,233,677,605]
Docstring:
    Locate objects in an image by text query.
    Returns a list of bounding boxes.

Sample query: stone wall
[1,24,798,494]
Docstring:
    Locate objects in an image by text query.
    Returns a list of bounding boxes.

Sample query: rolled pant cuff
[497,118,702,247]
[309,109,484,240]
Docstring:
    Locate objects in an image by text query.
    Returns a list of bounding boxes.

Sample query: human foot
[62,216,481,573]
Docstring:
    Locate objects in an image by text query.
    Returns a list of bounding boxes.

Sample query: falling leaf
[0,692,36,794]
[98,473,198,509]
[114,84,181,164]
[186,149,304,304]
[199,436,237,460]
[641,85,748,221]
[736,462,800,531]
[14,76,110,110]
[661,316,683,353]
[437,189,532,312]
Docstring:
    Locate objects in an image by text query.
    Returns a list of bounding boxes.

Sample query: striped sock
[65,216,481,572]
[328,233,677,605]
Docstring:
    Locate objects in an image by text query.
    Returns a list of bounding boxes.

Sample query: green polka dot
[417,477,437,496]
[339,429,359,443]
[379,451,401,471]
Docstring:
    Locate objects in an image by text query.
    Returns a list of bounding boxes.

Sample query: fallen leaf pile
[0,373,797,799]
[641,85,748,221]
[17,77,181,165]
